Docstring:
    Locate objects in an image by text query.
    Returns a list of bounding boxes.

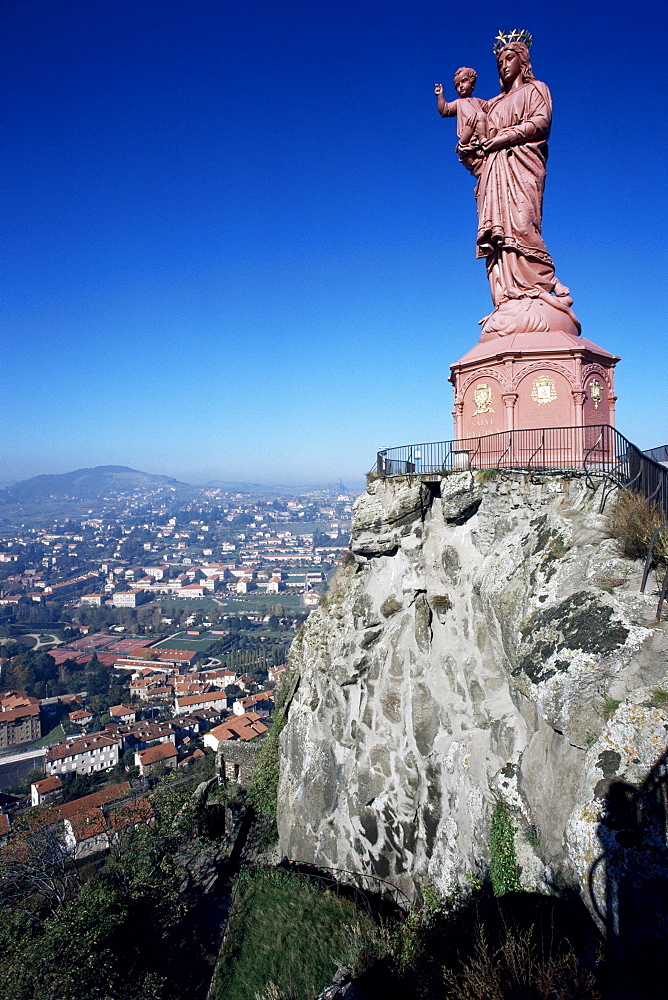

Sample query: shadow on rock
[591,750,668,1000]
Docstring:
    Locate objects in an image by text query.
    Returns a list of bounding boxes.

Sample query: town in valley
[0,468,355,854]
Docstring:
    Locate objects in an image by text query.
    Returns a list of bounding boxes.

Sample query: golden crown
[493,29,533,56]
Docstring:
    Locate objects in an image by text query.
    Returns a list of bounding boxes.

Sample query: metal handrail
[656,567,668,622]
[599,470,641,514]
[526,433,545,473]
[496,433,513,471]
[643,444,668,465]
[239,860,411,913]
[641,520,668,593]
[372,425,668,518]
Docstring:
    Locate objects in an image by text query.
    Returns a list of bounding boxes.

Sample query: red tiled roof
[137,742,177,766]
[66,796,153,843]
[208,713,268,743]
[176,691,227,708]
[34,782,132,828]
[32,776,63,795]
[0,691,40,715]
[0,704,40,723]
[69,709,93,721]
[46,733,119,763]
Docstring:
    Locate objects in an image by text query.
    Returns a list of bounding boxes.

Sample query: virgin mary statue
[463,36,580,338]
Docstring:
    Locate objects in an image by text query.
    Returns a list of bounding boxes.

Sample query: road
[0,748,46,790]
[29,632,63,650]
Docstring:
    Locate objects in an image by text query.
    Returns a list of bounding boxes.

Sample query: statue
[436,31,580,340]
[434,68,488,175]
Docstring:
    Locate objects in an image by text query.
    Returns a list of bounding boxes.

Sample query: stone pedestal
[450,329,620,442]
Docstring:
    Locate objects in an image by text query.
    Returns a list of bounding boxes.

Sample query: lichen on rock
[277,472,668,913]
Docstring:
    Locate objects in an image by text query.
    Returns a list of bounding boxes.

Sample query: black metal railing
[374,425,668,518]
[643,444,668,465]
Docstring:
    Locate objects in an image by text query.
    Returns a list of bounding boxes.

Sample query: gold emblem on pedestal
[531,376,557,405]
[473,382,494,414]
[589,379,602,409]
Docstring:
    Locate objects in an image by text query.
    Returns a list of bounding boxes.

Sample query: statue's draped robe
[475,80,555,307]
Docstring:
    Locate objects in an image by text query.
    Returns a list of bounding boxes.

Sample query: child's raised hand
[434,83,443,96]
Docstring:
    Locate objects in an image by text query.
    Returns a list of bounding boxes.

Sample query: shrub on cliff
[609,490,667,562]
[247,713,287,820]
[488,802,521,897]
[247,673,296,820]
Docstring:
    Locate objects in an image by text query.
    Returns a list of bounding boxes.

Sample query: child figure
[434,67,488,174]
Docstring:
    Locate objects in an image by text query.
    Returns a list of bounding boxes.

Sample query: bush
[650,687,668,709]
[488,802,520,897]
[247,673,297,820]
[247,712,287,820]
[609,490,668,562]
[603,697,621,720]
[476,469,499,483]
[442,923,601,999]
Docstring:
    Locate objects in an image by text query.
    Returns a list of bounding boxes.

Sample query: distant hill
[200,480,353,496]
[0,465,195,525]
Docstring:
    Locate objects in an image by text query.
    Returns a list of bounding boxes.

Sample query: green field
[217,592,304,612]
[275,520,336,534]
[154,597,222,614]
[153,593,306,614]
[151,632,219,651]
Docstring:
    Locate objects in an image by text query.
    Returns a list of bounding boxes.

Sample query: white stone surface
[277,473,668,912]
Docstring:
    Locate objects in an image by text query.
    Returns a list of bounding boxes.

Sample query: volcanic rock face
[277,472,668,914]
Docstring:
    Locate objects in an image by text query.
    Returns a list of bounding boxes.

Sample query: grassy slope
[212,870,378,1000]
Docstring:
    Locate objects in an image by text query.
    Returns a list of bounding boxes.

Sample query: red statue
[442,32,620,443]
[436,33,580,340]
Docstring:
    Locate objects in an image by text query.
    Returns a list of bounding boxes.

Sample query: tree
[0,827,80,922]
[61,772,102,803]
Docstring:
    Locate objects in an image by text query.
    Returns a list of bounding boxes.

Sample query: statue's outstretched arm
[434,84,457,118]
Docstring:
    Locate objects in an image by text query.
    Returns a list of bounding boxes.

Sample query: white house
[45,734,120,777]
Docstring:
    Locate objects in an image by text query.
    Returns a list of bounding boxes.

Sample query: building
[62,793,153,859]
[80,593,105,606]
[178,748,205,768]
[134,742,177,776]
[0,690,41,748]
[68,708,94,727]
[109,704,137,724]
[194,667,238,690]
[30,776,63,807]
[106,720,177,752]
[46,733,120,777]
[112,589,147,608]
[203,712,268,750]
[174,691,229,716]
[232,691,274,717]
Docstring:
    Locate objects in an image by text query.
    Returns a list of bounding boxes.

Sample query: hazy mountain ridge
[0,465,191,502]
[0,465,197,526]
[0,466,358,527]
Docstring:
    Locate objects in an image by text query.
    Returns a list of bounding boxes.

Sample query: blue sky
[2,0,667,487]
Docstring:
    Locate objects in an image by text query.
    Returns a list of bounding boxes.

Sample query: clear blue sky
[2,0,667,486]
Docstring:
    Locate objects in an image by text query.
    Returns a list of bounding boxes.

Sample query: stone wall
[277,471,668,923]
[219,740,263,786]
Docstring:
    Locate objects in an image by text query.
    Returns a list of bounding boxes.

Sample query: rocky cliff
[277,471,668,917]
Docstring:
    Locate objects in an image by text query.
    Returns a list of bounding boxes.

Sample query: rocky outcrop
[277,471,668,922]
